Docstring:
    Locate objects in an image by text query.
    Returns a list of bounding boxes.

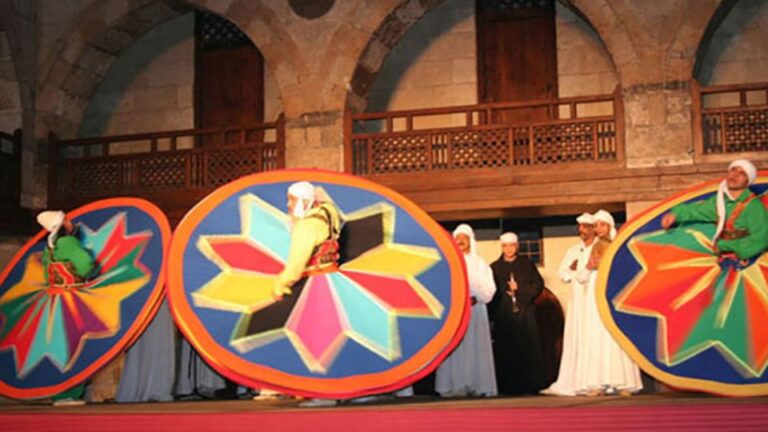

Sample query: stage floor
[1,392,766,412]
[2,393,767,431]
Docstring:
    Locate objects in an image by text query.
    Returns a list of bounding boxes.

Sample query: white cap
[499,232,518,244]
[37,210,65,233]
[729,159,757,185]
[287,181,315,218]
[592,210,615,227]
[453,223,474,239]
[452,223,477,255]
[287,181,315,202]
[576,212,596,224]
[713,159,758,240]
[593,210,617,240]
[37,210,66,249]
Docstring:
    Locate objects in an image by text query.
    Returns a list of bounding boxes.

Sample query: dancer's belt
[720,228,749,240]
[301,263,339,278]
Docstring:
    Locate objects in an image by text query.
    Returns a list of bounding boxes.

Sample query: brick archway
[692,0,743,83]
[345,0,622,112]
[36,0,304,137]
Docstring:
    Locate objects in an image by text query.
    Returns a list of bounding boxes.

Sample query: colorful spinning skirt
[167,169,469,399]
[597,173,768,396]
[0,198,171,399]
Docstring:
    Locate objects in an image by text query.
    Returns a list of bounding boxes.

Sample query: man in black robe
[488,232,547,395]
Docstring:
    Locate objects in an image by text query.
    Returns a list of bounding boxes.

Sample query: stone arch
[565,0,642,84]
[569,0,726,86]
[37,0,304,137]
[345,0,623,112]
[692,0,740,81]
[692,0,768,85]
[345,0,446,112]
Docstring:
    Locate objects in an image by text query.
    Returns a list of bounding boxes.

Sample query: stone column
[284,110,345,171]
[622,80,694,169]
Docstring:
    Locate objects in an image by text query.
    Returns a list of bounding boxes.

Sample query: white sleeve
[558,245,578,283]
[472,259,497,304]
[575,268,593,284]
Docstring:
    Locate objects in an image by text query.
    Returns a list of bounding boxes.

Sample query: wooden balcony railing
[48,116,285,210]
[0,129,21,205]
[693,81,768,157]
[345,90,624,176]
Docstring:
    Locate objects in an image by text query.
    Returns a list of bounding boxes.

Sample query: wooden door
[476,0,558,123]
[195,12,264,146]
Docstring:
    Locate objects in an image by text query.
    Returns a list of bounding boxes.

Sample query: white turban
[453,223,477,255]
[593,210,617,240]
[576,212,596,225]
[37,210,66,248]
[713,159,758,240]
[729,159,757,185]
[287,181,315,218]
[499,232,518,244]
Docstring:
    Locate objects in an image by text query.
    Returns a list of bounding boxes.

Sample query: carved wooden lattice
[351,138,369,175]
[702,114,724,154]
[370,135,429,174]
[479,0,553,13]
[702,109,768,154]
[450,129,509,169]
[197,11,253,50]
[347,93,621,176]
[48,120,285,210]
[533,123,594,164]
[65,160,122,195]
[352,118,618,174]
[138,155,187,190]
[720,109,768,153]
[697,82,768,155]
[511,127,531,165]
[207,147,265,187]
[596,121,617,160]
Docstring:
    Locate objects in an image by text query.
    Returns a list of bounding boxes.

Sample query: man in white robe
[578,210,643,396]
[542,213,596,396]
[435,224,498,397]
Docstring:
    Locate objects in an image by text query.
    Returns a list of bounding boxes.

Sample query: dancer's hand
[661,213,676,229]
[507,279,518,295]
[273,283,291,299]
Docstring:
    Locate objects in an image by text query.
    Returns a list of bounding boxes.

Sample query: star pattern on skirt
[194,192,444,373]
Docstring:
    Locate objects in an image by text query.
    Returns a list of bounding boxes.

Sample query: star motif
[614,223,768,378]
[0,213,151,377]
[194,191,444,373]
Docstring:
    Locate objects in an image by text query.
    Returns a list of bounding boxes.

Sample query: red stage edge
[3,403,768,432]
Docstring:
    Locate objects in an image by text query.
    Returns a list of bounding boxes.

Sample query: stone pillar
[284,110,345,171]
[622,81,694,168]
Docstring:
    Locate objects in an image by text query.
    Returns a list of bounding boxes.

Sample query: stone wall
[79,13,283,145]
[8,0,767,211]
[366,0,618,124]
[367,0,476,113]
[698,0,768,86]
[0,30,22,132]
[556,3,618,98]
[79,13,195,139]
